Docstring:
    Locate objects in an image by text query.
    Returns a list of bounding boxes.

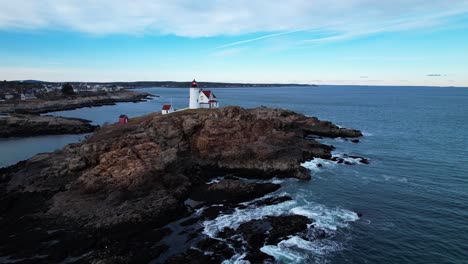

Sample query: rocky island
[0,106,364,263]
[0,114,97,137]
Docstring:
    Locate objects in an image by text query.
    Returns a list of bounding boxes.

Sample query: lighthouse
[189,79,200,109]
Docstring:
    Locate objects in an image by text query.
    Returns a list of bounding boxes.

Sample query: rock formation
[0,106,362,263]
[0,114,97,137]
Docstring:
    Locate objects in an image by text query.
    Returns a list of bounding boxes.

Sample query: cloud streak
[0,0,467,39]
[215,28,312,49]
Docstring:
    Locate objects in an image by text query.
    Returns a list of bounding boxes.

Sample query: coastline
[0,90,152,115]
[0,106,365,263]
[0,114,97,138]
[0,90,151,138]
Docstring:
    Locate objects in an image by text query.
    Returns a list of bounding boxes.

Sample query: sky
[1,0,468,86]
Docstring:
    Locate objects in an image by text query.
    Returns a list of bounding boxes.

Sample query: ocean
[1,86,467,263]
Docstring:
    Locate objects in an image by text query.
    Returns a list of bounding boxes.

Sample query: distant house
[4,93,14,100]
[20,93,37,100]
[118,114,129,124]
[161,104,174,115]
[199,90,219,109]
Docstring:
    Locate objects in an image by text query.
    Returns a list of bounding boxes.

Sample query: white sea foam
[301,154,366,174]
[202,200,297,237]
[362,131,373,136]
[260,244,306,263]
[271,178,284,184]
[203,165,360,263]
[336,155,362,165]
[301,159,337,173]
[261,236,343,263]
[221,253,249,264]
[206,177,223,185]
[290,205,359,231]
[203,195,359,263]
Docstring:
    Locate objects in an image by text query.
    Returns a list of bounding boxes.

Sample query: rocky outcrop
[0,106,362,263]
[190,179,281,204]
[0,114,97,137]
[0,90,151,114]
[168,214,311,264]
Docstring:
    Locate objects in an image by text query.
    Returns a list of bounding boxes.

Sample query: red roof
[201,90,216,99]
[162,105,172,110]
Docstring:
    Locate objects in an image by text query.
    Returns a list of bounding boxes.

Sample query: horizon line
[3,79,467,89]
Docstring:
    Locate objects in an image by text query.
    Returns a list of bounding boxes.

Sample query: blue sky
[1,0,468,86]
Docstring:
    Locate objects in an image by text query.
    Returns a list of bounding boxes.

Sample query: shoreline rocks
[0,106,363,263]
[0,114,97,137]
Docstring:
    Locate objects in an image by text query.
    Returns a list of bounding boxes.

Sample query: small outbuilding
[161,104,174,115]
[118,114,129,124]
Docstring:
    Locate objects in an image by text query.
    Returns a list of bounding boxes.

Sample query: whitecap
[202,200,297,237]
[301,159,337,173]
[206,177,223,185]
[260,244,306,263]
[290,205,359,231]
[261,236,343,263]
[221,253,250,264]
[271,178,284,184]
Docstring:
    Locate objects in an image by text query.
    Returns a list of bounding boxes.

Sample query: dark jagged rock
[349,155,370,164]
[0,114,97,137]
[217,215,312,263]
[247,195,293,208]
[351,139,360,143]
[165,248,221,264]
[0,106,361,263]
[190,179,280,204]
[195,238,234,259]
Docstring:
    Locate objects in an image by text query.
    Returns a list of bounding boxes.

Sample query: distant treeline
[2,80,316,89]
[0,80,44,90]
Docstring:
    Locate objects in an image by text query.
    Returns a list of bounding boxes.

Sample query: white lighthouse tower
[189,79,200,109]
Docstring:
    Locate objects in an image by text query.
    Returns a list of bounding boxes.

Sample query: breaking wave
[301,153,368,174]
[202,199,297,237]
[290,205,359,231]
[261,236,343,264]
[203,190,359,263]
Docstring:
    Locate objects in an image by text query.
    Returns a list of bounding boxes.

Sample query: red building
[118,114,128,124]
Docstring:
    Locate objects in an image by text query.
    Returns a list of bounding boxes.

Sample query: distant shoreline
[7,80,316,89]
[7,80,467,89]
[0,90,152,115]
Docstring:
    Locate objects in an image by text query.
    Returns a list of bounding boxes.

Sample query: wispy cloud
[1,0,468,38]
[302,8,468,44]
[215,28,311,49]
[427,74,445,77]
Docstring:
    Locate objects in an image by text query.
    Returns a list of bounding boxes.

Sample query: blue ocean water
[1,86,467,263]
